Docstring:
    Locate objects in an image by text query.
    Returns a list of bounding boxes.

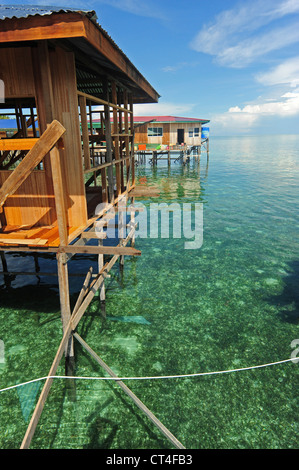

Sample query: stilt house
[133,116,210,149]
[0,5,159,245]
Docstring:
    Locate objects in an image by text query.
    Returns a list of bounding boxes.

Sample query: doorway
[177,128,184,145]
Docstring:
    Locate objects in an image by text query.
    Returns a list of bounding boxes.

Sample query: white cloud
[256,56,299,87]
[213,91,299,132]
[162,61,199,73]
[233,93,299,116]
[213,111,259,132]
[93,0,166,19]
[190,0,299,68]
[217,22,299,68]
[134,101,194,116]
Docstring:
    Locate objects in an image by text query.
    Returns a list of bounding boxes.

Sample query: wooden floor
[0,190,104,248]
[0,224,81,248]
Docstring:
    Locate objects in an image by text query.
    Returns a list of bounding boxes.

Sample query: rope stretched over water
[0,357,297,393]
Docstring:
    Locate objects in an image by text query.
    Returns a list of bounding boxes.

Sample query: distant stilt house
[132,116,210,165]
[133,116,210,149]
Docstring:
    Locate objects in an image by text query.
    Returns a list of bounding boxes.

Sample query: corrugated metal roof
[0,4,96,21]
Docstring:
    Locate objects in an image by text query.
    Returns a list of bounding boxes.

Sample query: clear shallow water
[0,135,298,449]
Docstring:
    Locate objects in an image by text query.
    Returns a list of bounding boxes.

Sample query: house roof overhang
[0,7,160,104]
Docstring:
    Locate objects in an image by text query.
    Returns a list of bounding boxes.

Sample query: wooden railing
[0,120,67,243]
[0,120,65,208]
[78,82,135,203]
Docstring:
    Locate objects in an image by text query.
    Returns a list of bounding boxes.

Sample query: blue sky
[2,0,299,135]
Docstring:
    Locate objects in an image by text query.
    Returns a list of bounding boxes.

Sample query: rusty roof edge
[0,4,96,20]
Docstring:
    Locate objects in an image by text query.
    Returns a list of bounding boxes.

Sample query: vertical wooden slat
[111,81,121,196]
[103,78,114,203]
[88,102,94,169]
[79,95,91,170]
[118,89,124,192]
[31,40,56,221]
[49,144,68,246]
[101,167,108,204]
[129,93,135,188]
[123,90,130,190]
[57,252,73,357]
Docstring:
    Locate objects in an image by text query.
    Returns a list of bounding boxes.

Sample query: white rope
[0,357,297,394]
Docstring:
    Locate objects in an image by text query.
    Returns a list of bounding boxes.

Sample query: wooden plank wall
[0,47,35,98]
[49,47,87,228]
[0,47,56,227]
[0,44,88,229]
[0,171,56,226]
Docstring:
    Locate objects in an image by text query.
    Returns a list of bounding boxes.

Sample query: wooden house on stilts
[0,6,183,449]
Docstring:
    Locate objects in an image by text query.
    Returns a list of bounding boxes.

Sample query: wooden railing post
[79,95,91,171]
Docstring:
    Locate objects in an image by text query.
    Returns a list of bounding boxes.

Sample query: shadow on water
[268,260,299,324]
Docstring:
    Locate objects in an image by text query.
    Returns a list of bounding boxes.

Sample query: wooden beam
[83,155,130,174]
[80,231,107,239]
[77,90,132,113]
[58,245,141,256]
[0,238,48,246]
[20,321,74,449]
[0,138,39,151]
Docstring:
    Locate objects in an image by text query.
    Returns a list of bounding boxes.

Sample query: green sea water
[0,135,298,449]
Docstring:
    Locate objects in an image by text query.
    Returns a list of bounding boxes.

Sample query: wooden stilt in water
[56,252,76,399]
[0,251,11,288]
[130,197,136,248]
[97,224,106,319]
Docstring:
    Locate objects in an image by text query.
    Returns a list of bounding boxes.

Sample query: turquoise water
[0,135,298,449]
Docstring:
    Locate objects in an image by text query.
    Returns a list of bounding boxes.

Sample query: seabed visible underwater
[0,135,298,449]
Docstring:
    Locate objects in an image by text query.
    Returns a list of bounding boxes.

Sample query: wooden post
[129,93,135,188]
[79,95,91,170]
[111,81,121,196]
[49,144,68,245]
[97,224,106,318]
[0,251,11,288]
[118,90,125,192]
[56,253,73,359]
[103,78,114,203]
[131,197,135,248]
[123,90,130,190]
[168,150,171,167]
[183,149,187,165]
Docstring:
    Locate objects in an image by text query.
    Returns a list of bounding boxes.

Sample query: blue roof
[0,4,96,21]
